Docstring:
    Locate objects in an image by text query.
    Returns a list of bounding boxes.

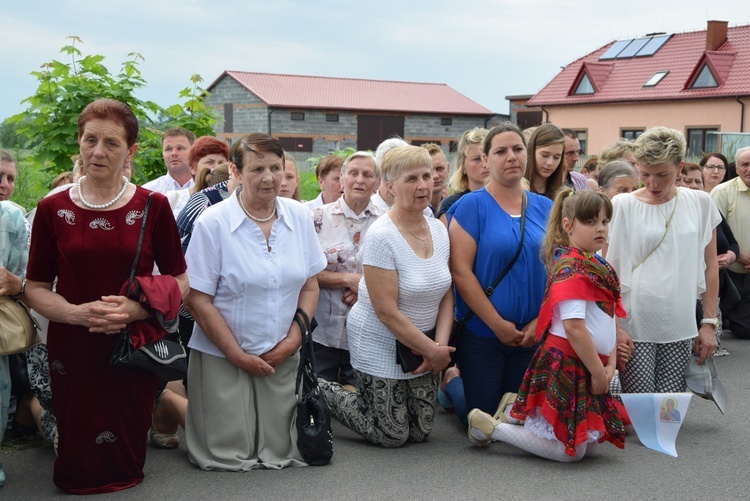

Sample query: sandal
[149,425,180,449]
[492,392,517,422]
[150,390,180,449]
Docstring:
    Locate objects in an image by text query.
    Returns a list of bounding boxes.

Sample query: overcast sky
[1,1,747,121]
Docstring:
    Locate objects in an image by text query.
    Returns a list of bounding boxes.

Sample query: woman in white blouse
[605,126,720,393]
[311,151,382,386]
[319,146,455,448]
[184,133,326,470]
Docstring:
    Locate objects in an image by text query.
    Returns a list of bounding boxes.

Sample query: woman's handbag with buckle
[0,295,40,355]
[294,308,333,466]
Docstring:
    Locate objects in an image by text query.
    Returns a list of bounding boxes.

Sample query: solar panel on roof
[599,34,671,61]
[617,37,650,58]
[635,35,671,57]
[600,39,632,60]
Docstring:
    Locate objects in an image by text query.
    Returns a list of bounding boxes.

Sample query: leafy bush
[8,36,218,192]
[298,172,320,201]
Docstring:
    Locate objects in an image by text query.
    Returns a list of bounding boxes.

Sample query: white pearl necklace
[77,176,129,210]
[237,192,276,222]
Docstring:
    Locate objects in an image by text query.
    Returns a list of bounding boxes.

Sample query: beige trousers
[186,350,306,471]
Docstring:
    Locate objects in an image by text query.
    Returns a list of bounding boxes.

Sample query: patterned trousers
[319,369,438,448]
[620,339,693,393]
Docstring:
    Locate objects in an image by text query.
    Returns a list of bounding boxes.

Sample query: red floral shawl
[536,246,626,342]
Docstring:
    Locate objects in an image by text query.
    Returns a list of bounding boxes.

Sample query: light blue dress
[1,201,29,481]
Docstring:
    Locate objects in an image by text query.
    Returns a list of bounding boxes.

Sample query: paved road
[2,336,748,500]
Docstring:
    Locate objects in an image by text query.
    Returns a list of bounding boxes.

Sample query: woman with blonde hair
[436,128,489,223]
[319,145,454,447]
[599,138,637,168]
[605,126,721,393]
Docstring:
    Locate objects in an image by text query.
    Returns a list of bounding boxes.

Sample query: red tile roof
[528,24,750,106]
[207,71,493,115]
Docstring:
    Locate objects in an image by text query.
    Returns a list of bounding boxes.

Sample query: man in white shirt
[143,127,196,194]
[711,146,750,339]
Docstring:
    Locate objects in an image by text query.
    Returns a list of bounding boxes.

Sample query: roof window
[691,64,718,88]
[644,71,669,87]
[574,74,595,95]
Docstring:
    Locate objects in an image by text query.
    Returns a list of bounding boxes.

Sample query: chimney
[706,20,728,51]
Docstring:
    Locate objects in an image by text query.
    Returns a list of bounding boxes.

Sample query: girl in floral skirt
[467,188,628,462]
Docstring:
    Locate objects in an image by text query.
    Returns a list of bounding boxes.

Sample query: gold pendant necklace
[395,212,429,250]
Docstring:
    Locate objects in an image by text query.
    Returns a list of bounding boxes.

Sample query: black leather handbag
[294,308,333,466]
[395,328,436,373]
[110,193,187,382]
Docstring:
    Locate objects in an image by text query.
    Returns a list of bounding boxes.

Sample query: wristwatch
[11,278,26,298]
[700,318,718,328]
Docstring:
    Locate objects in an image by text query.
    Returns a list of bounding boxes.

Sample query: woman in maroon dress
[25,99,188,494]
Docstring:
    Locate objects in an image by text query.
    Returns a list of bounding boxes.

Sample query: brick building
[204,71,506,166]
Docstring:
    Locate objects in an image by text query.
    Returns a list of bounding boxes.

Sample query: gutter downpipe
[541,106,550,124]
[736,97,745,132]
[267,107,275,135]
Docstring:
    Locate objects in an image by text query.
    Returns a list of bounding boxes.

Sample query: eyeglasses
[704,164,726,171]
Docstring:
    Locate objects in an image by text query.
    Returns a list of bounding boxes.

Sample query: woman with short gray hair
[598,160,639,199]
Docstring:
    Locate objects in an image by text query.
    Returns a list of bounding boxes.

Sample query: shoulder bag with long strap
[110,193,188,382]
[449,191,528,355]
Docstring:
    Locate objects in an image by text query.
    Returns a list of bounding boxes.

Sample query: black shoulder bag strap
[460,191,527,324]
[294,308,314,397]
[128,193,154,285]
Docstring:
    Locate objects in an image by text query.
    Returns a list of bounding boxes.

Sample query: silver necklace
[77,176,129,210]
[395,211,429,250]
[237,192,276,222]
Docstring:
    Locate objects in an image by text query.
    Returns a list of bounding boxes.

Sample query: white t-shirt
[606,188,721,343]
[186,192,327,357]
[549,299,616,355]
[347,215,451,379]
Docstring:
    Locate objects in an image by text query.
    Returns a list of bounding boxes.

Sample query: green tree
[9,36,218,188]
[0,117,41,149]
